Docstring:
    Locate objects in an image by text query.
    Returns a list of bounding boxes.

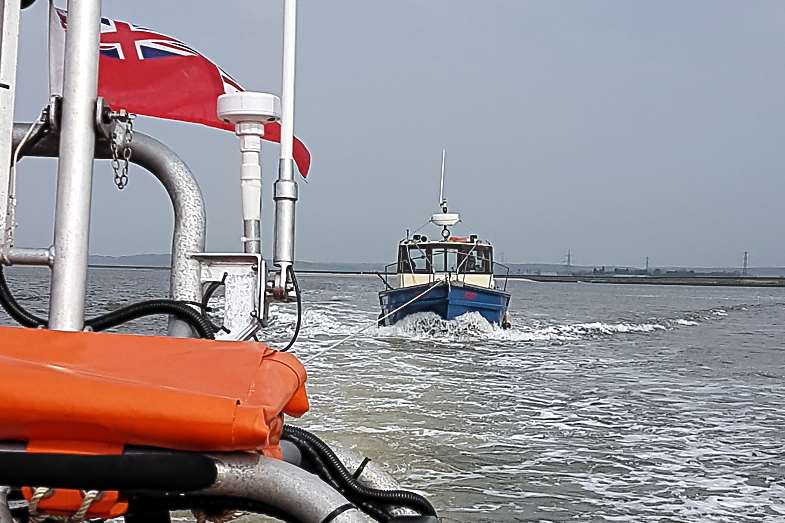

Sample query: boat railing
[494,260,511,291]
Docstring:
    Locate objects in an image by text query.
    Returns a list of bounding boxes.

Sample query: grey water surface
[1,268,783,522]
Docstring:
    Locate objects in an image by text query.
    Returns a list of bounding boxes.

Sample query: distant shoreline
[504,274,785,288]
[85,265,785,288]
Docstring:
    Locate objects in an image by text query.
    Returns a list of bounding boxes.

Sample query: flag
[48,2,311,178]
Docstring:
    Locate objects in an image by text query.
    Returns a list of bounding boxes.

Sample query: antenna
[430,149,459,239]
[272,0,299,291]
[438,148,448,211]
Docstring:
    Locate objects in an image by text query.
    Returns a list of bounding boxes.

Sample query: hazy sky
[10,1,785,267]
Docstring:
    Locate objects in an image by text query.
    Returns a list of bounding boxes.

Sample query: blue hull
[378,282,511,327]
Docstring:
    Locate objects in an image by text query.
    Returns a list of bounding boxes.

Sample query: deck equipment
[0,1,438,521]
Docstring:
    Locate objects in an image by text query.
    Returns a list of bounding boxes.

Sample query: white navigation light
[217,91,281,125]
[431,213,460,227]
[217,92,281,254]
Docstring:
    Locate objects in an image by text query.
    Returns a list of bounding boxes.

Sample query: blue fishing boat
[378,152,512,328]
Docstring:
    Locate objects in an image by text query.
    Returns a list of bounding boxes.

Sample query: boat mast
[430,149,460,239]
[439,148,447,212]
[273,0,298,290]
[48,0,101,330]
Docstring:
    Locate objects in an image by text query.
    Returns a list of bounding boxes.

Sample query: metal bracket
[192,253,267,341]
[46,95,62,133]
[95,97,133,143]
[94,96,114,140]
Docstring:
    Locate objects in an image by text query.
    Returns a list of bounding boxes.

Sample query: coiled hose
[284,434,390,521]
[86,299,214,339]
[282,425,437,518]
[0,266,214,338]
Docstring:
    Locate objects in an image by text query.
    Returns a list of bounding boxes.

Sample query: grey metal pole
[48,0,101,331]
[0,0,22,249]
[244,220,261,254]
[273,0,298,285]
[1,247,53,266]
[206,454,368,522]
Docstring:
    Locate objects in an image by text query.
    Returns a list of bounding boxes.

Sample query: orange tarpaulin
[0,326,309,455]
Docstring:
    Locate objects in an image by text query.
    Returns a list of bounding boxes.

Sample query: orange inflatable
[0,326,309,456]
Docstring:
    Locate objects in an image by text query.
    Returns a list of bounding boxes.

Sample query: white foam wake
[371,312,672,343]
[265,303,709,346]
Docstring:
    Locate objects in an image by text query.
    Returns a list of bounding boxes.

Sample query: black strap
[320,503,356,523]
[352,457,371,479]
[0,84,9,90]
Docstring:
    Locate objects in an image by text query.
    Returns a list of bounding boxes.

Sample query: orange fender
[0,326,309,454]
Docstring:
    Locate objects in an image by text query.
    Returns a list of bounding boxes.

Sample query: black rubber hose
[282,425,437,517]
[86,300,214,339]
[0,265,46,327]
[280,265,302,352]
[126,495,296,523]
[0,451,217,491]
[201,272,227,311]
[284,431,391,522]
[0,266,213,338]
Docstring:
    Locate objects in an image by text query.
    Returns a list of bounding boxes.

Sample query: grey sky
[10,1,785,267]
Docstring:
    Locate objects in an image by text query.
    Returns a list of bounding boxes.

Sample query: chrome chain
[109,111,135,190]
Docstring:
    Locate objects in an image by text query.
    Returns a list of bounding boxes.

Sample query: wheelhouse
[392,235,503,290]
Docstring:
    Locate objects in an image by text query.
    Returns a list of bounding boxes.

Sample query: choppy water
[2,268,784,522]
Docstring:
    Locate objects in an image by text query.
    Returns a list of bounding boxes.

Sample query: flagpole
[279,0,296,162]
[273,0,298,290]
[48,0,101,330]
[0,0,22,251]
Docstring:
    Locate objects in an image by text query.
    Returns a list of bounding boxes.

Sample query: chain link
[109,110,135,190]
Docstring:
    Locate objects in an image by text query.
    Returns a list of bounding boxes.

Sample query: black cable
[353,457,372,479]
[321,503,357,523]
[199,272,232,335]
[284,430,391,522]
[0,266,214,338]
[86,300,214,339]
[201,272,227,311]
[0,265,46,327]
[280,265,302,352]
[282,425,437,517]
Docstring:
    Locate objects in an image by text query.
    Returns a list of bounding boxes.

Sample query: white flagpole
[0,0,22,250]
[280,0,296,163]
[273,0,298,289]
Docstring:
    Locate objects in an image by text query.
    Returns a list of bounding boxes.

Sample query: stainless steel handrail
[12,123,206,337]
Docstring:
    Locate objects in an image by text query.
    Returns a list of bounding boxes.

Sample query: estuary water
[1,267,784,522]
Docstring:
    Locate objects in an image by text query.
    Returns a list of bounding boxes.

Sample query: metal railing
[9,121,207,337]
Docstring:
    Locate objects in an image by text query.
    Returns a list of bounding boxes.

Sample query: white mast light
[217,91,281,254]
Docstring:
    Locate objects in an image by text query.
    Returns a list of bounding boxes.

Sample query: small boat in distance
[378,151,512,328]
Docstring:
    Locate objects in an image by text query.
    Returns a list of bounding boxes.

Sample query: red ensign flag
[49,3,311,178]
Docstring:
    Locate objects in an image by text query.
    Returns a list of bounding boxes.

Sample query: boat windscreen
[398,244,492,274]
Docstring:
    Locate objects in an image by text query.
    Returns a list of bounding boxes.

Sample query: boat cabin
[396,234,496,289]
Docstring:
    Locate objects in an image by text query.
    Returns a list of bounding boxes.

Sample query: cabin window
[446,250,459,272]
[398,245,431,273]
[398,244,493,274]
[460,245,492,274]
